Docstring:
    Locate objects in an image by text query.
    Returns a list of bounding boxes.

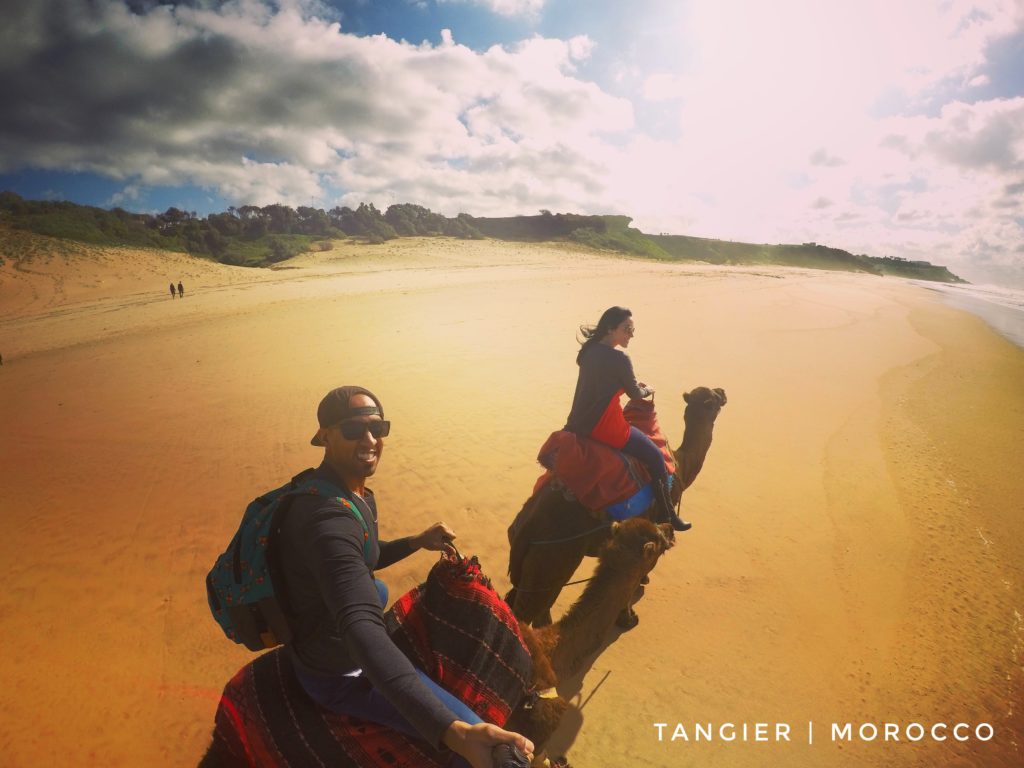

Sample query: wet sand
[1,232,1021,767]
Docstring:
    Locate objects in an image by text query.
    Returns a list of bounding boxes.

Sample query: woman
[565,306,690,531]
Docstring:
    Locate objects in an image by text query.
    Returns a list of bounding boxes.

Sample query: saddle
[208,554,535,767]
[387,553,534,727]
[534,398,675,515]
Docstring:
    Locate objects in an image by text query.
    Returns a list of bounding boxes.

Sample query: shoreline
[1,239,1021,767]
[913,280,1024,351]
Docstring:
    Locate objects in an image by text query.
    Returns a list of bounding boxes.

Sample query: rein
[514,576,593,594]
[512,523,611,594]
[514,556,642,594]
[528,522,612,547]
[564,575,594,587]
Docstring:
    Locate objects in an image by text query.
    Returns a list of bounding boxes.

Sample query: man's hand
[412,522,457,555]
[638,382,655,398]
[443,721,534,768]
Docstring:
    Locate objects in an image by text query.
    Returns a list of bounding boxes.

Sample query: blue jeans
[622,426,668,482]
[292,578,480,767]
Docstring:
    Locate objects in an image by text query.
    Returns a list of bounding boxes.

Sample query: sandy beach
[1,232,1022,767]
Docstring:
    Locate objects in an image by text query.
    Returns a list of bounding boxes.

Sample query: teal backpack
[206,468,372,651]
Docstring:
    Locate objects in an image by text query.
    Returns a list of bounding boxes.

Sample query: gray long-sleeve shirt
[565,342,648,437]
[276,461,455,747]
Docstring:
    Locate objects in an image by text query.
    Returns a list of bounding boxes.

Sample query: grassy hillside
[650,235,882,274]
[0,191,967,282]
[647,233,965,283]
[872,256,965,282]
[0,193,479,267]
[466,214,965,283]
[466,212,670,259]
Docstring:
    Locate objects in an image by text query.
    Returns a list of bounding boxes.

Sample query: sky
[1,0,1023,287]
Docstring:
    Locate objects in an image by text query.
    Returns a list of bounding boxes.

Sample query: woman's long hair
[576,306,632,365]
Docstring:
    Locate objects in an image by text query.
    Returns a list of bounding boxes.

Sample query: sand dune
[0,235,1021,767]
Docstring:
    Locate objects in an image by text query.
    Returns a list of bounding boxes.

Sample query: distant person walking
[170,283,176,299]
[177,281,185,298]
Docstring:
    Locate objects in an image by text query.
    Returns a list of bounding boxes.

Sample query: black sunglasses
[336,420,391,440]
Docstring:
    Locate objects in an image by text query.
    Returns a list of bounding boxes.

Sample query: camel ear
[643,540,667,561]
[714,388,727,405]
[683,391,692,404]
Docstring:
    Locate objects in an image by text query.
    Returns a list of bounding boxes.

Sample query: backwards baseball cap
[311,386,384,446]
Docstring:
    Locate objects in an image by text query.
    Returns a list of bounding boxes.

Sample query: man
[277,386,532,768]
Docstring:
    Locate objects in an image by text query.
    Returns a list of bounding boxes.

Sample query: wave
[913,281,1024,351]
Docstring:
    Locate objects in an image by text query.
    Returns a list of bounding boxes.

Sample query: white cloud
[107,184,142,207]
[437,0,546,19]
[599,85,1024,282]
[0,1,627,217]
[641,73,683,102]
[604,0,1024,285]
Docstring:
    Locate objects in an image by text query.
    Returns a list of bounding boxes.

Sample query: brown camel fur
[506,386,726,627]
[520,518,675,684]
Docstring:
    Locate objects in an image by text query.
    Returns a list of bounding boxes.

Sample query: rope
[513,578,590,595]
[528,522,611,547]
[516,563,628,593]
[564,575,593,587]
[516,553,639,593]
[578,670,612,712]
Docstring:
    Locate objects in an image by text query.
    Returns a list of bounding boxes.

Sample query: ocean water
[913,282,1024,351]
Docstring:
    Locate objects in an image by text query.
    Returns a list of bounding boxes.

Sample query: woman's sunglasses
[336,420,391,440]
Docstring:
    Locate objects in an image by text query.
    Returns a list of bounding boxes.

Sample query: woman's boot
[655,477,691,532]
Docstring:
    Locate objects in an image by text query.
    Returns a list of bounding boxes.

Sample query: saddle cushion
[534,398,675,512]
[210,554,533,767]
[212,647,447,767]
[386,554,533,727]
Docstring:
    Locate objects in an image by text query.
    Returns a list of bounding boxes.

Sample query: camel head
[545,517,676,660]
[682,386,727,424]
[607,518,675,574]
[674,386,727,494]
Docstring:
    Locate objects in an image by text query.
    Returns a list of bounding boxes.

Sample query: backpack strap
[337,496,372,564]
[286,473,373,565]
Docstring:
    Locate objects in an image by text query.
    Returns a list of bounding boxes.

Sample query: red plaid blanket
[209,554,533,767]
[211,647,445,767]
[533,398,676,510]
[387,553,532,726]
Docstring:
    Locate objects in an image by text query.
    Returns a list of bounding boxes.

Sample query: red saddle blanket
[387,554,533,727]
[210,554,532,767]
[534,398,676,511]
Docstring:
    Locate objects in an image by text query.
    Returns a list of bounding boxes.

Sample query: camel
[199,518,675,768]
[507,518,675,762]
[515,518,675,691]
[506,386,726,627]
